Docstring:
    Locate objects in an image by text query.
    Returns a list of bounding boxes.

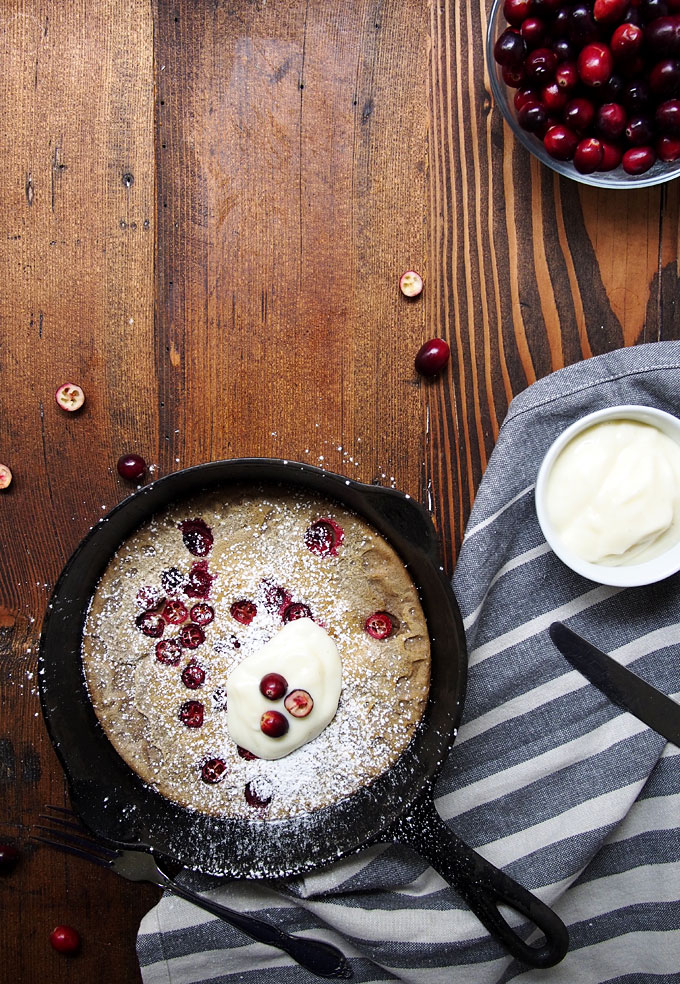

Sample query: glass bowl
[486,0,680,189]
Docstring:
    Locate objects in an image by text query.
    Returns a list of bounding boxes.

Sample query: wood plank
[0,2,157,982]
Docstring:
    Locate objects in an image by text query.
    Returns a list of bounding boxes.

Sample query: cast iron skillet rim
[39,457,467,877]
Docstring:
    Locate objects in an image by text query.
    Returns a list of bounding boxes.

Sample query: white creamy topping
[546,419,680,566]
[225,618,342,760]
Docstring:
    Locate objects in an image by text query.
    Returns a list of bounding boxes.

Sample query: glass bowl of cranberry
[487,0,680,187]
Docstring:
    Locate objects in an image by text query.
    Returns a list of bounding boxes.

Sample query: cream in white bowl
[535,406,680,587]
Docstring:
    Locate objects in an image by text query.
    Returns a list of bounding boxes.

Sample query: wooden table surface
[1,1,678,981]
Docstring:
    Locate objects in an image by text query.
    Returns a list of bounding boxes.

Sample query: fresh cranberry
[598,139,624,168]
[502,63,527,86]
[550,6,573,39]
[180,623,205,649]
[518,99,550,132]
[201,757,227,783]
[181,660,206,688]
[282,602,313,622]
[597,101,627,136]
[179,700,204,728]
[568,4,600,43]
[649,58,680,96]
[49,925,80,954]
[161,567,184,594]
[495,28,528,68]
[117,453,147,481]
[259,672,288,700]
[622,144,657,170]
[644,14,680,54]
[0,844,19,871]
[552,38,574,62]
[260,710,289,738]
[542,81,568,111]
[521,16,547,47]
[656,96,680,130]
[503,0,534,26]
[364,611,396,639]
[578,42,614,85]
[593,0,631,22]
[189,602,214,626]
[304,518,345,556]
[284,689,314,718]
[230,599,257,624]
[414,337,450,376]
[640,0,670,18]
[184,562,214,599]
[610,22,643,58]
[524,46,558,80]
[555,61,579,89]
[625,115,655,144]
[237,745,259,761]
[0,464,11,490]
[534,0,562,13]
[564,96,596,132]
[155,638,182,665]
[245,777,274,808]
[657,132,680,157]
[543,123,580,158]
[162,599,188,624]
[136,611,165,638]
[55,383,85,412]
[178,518,213,557]
[574,136,605,171]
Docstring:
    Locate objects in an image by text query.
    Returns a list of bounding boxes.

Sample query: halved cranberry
[178,518,214,556]
[399,270,423,297]
[180,623,205,648]
[181,660,206,689]
[237,745,259,761]
[189,602,214,626]
[161,567,184,594]
[136,611,165,638]
[163,599,189,624]
[260,710,289,738]
[261,579,292,615]
[179,700,204,727]
[304,517,344,556]
[245,777,273,808]
[282,602,312,622]
[184,562,214,599]
[284,689,314,718]
[364,611,396,639]
[136,585,163,610]
[155,638,182,665]
[260,673,288,700]
[55,383,85,412]
[230,599,257,624]
[0,465,12,490]
[201,757,227,784]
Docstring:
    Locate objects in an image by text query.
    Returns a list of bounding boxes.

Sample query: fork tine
[34,823,118,860]
[33,835,111,868]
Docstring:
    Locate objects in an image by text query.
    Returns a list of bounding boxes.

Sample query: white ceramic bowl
[535,405,680,586]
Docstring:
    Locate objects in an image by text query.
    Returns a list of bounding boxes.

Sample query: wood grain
[0,0,679,981]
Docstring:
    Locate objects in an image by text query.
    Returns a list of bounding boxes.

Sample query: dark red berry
[155,638,182,665]
[136,611,165,638]
[610,22,643,57]
[415,337,450,376]
[304,518,344,556]
[625,115,655,145]
[574,136,604,171]
[260,710,289,738]
[260,672,288,700]
[49,926,80,954]
[364,611,396,639]
[645,15,680,55]
[179,700,204,727]
[541,81,568,112]
[543,123,580,159]
[555,61,579,89]
[201,757,227,783]
[117,453,147,481]
[245,777,273,808]
[518,99,549,132]
[181,660,206,689]
[622,144,657,171]
[136,585,163,610]
[568,4,599,43]
[503,0,533,27]
[578,42,614,86]
[656,97,680,131]
[184,562,214,599]
[261,580,291,615]
[597,101,627,137]
[189,602,214,626]
[178,518,213,556]
[0,844,19,871]
[180,623,205,648]
[161,567,184,594]
[162,599,188,624]
[237,745,259,761]
[230,599,257,624]
[657,132,680,157]
[564,96,596,132]
[502,63,527,86]
[598,139,624,168]
[524,46,558,81]
[521,16,547,47]
[649,58,680,96]
[593,0,631,22]
[284,689,314,717]
[495,28,528,68]
[282,602,313,622]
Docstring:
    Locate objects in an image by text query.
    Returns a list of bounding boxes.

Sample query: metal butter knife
[549,622,680,746]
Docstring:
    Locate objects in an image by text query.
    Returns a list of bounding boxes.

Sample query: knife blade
[549,621,680,746]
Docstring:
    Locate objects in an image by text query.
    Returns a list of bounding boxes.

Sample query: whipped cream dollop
[546,418,680,566]
[225,618,342,760]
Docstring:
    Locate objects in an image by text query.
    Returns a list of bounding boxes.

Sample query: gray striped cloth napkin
[137,341,680,984]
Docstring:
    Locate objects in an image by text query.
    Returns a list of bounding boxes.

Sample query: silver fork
[36,806,351,980]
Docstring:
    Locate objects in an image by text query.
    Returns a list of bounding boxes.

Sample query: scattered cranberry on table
[494,0,680,175]
[49,925,80,955]
[0,464,12,490]
[0,844,19,871]
[117,453,147,481]
[55,383,85,412]
[399,270,423,297]
[415,338,450,377]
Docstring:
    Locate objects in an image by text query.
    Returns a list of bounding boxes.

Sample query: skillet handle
[384,790,568,969]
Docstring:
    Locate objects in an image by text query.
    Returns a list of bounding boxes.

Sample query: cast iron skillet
[39,459,568,968]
